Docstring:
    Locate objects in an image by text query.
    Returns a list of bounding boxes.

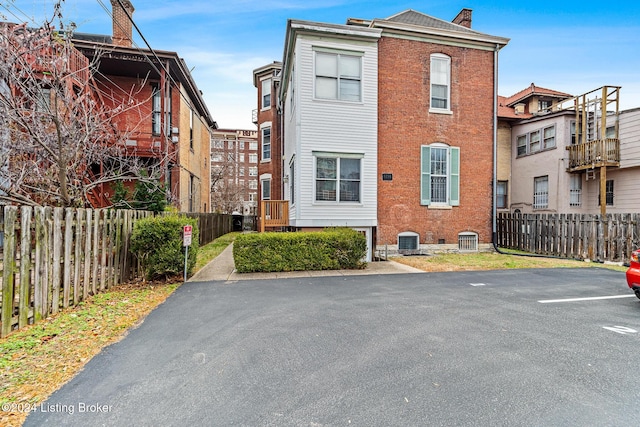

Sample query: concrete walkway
[188,243,423,282]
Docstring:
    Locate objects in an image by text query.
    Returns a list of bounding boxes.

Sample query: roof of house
[347,8,509,47]
[384,9,479,35]
[504,83,572,107]
[497,96,533,120]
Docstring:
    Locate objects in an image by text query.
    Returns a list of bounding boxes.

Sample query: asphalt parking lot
[26,268,640,426]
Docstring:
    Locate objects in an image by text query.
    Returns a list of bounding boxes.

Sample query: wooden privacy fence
[0,206,233,337]
[496,213,640,263]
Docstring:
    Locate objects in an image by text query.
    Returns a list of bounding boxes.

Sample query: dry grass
[0,233,237,427]
[391,251,627,273]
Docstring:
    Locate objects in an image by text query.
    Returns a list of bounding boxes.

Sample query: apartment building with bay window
[258,8,509,259]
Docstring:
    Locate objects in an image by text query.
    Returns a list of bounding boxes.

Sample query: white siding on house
[619,108,640,169]
[284,31,379,228]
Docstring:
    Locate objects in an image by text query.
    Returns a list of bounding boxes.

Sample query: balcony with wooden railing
[260,200,289,232]
[566,138,620,172]
[23,45,90,87]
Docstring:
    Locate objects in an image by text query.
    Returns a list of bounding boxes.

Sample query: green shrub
[233,228,367,273]
[130,215,199,280]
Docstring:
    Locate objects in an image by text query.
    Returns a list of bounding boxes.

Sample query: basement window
[458,232,478,252]
[398,232,419,254]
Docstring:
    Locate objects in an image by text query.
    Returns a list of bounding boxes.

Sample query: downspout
[492,43,501,252]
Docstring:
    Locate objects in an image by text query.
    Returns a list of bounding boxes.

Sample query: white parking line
[539,295,636,304]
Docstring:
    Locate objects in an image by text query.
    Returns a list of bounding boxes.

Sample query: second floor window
[152,84,161,135]
[517,125,556,156]
[430,54,451,111]
[315,50,361,102]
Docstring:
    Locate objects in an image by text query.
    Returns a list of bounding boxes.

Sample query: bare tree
[0,6,165,207]
[210,162,245,214]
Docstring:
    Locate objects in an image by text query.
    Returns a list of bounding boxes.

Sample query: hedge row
[233,228,367,273]
[130,215,199,279]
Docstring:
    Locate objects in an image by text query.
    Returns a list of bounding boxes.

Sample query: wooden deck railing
[566,138,620,171]
[260,200,289,232]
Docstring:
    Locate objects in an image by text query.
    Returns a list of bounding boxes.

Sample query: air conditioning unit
[172,136,179,143]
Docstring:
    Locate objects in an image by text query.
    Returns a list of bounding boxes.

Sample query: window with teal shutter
[420,146,431,205]
[449,147,460,206]
[420,144,460,207]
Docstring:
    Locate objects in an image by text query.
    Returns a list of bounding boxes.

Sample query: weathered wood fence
[496,213,640,263]
[0,206,233,337]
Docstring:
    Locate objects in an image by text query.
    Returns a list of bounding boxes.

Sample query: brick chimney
[110,0,135,47]
[452,8,472,28]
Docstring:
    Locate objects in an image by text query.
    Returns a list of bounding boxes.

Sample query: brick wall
[377,37,495,247]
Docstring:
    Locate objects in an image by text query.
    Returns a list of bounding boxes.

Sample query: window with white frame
[543,126,556,149]
[605,126,616,139]
[261,178,271,200]
[430,54,451,111]
[569,175,582,207]
[262,127,271,161]
[249,142,258,151]
[212,139,224,149]
[458,232,478,252]
[238,153,245,163]
[533,176,549,209]
[261,78,271,109]
[314,153,361,202]
[518,125,557,156]
[496,181,508,209]
[239,141,245,150]
[249,193,257,202]
[529,130,540,152]
[420,144,460,206]
[211,153,222,162]
[227,140,234,149]
[249,167,257,176]
[249,180,258,190]
[315,50,362,102]
[249,153,258,163]
[238,167,244,177]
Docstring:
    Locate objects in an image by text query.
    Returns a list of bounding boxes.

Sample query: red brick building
[72,0,216,212]
[252,62,283,222]
[259,8,509,256]
[373,10,508,252]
